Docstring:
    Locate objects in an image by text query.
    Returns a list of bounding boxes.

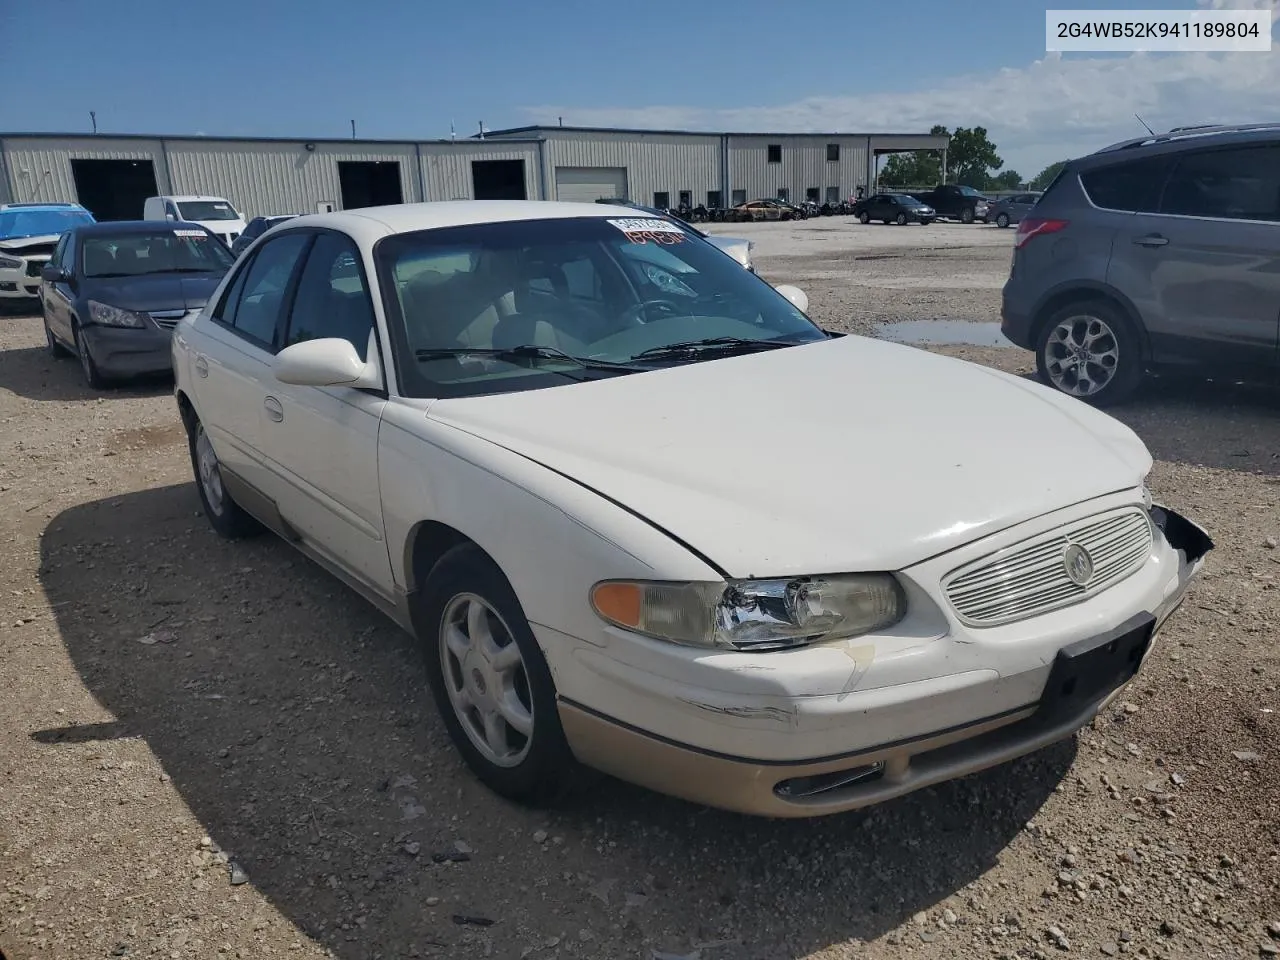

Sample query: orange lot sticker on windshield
[606,218,688,245]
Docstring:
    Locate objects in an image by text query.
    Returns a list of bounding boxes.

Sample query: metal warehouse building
[0,126,947,221]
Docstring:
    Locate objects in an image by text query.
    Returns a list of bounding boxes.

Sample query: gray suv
[1001,124,1280,405]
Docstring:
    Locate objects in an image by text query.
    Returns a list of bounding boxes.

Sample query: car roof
[1086,124,1280,168]
[75,220,214,236]
[271,200,665,244]
[0,202,89,212]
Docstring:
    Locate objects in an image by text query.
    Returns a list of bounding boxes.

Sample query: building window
[777,187,789,202]
[767,144,782,164]
[707,190,722,208]
[826,143,840,162]
[805,187,820,202]
[825,186,840,203]
[678,190,692,207]
[653,191,670,209]
[731,189,746,205]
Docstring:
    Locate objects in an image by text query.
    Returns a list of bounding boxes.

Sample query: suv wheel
[188,418,262,538]
[1036,300,1144,406]
[419,544,576,805]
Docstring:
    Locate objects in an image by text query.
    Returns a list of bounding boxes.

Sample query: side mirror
[41,264,66,283]
[274,337,380,388]
[774,284,809,313]
[165,213,177,221]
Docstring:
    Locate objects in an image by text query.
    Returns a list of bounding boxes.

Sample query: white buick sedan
[171,201,1212,817]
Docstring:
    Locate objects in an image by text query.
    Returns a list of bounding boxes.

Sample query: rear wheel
[1035,300,1144,406]
[419,544,577,805]
[858,211,870,224]
[996,213,1010,228]
[188,418,263,538]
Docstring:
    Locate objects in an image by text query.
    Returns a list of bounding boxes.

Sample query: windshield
[82,229,236,278]
[0,209,94,240]
[891,194,922,204]
[377,215,825,399]
[957,186,986,197]
[177,200,240,221]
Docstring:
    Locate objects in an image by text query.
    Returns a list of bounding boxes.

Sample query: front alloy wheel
[1036,301,1143,406]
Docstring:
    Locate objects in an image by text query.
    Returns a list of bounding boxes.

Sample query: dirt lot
[2,218,1278,960]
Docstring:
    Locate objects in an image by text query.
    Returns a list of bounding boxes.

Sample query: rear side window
[1080,156,1173,213]
[1160,145,1280,221]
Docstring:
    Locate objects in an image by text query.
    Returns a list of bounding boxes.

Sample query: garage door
[555,166,628,203]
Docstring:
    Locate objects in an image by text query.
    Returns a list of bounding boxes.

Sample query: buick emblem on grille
[1062,543,1095,586]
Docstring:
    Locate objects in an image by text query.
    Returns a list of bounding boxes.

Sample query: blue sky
[2,0,1277,177]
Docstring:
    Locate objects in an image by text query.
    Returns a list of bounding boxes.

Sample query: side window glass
[64,235,78,273]
[1160,146,1280,221]
[228,233,310,349]
[1080,157,1172,213]
[213,258,252,327]
[284,233,374,361]
[51,234,68,268]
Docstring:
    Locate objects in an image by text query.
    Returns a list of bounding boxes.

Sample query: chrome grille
[148,309,188,330]
[943,508,1153,627]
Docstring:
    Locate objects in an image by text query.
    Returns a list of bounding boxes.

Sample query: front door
[1124,142,1280,376]
[42,233,74,342]
[257,230,393,595]
[189,231,311,495]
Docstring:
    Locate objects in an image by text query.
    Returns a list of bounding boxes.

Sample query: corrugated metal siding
[421,142,542,200]
[0,145,12,205]
[0,137,168,204]
[728,136,870,204]
[539,132,720,205]
[165,141,422,218]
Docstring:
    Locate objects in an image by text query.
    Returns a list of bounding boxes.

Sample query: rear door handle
[1133,234,1169,247]
[264,396,284,422]
[194,355,209,378]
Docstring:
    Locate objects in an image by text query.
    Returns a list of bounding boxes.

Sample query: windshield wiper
[628,336,800,362]
[414,345,644,374]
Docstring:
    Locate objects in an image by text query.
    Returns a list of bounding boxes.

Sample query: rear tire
[1035,299,1144,407]
[418,544,577,805]
[858,211,870,224]
[188,417,263,539]
[996,213,1010,228]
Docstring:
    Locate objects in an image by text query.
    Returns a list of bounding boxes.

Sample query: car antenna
[1135,114,1156,136]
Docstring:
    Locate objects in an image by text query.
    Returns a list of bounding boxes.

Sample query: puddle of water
[874,320,1014,348]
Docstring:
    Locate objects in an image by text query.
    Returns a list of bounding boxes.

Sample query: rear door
[257,230,393,594]
[1119,143,1280,375]
[189,231,311,496]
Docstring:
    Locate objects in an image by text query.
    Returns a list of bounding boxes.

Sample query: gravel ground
[2,217,1278,960]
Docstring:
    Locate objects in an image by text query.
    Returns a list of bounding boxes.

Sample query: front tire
[858,211,870,224]
[1035,300,1144,407]
[188,418,262,538]
[419,544,576,805]
[43,310,70,358]
[960,207,975,224]
[996,213,1010,228]
[72,322,107,388]
[895,213,908,225]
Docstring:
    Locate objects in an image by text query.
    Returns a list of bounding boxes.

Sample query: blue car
[0,202,96,304]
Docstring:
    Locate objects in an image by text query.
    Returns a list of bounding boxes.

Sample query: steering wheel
[620,299,687,325]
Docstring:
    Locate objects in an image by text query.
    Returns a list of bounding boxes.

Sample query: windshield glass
[82,229,235,278]
[377,216,824,399]
[0,209,94,240]
[891,194,921,204]
[177,200,240,221]
[957,186,986,197]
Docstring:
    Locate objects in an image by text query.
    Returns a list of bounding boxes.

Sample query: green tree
[989,169,1023,190]
[947,126,1003,188]
[879,124,950,187]
[1030,160,1069,190]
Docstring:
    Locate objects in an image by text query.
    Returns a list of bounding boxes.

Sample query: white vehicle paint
[144,195,247,249]
[172,200,1212,818]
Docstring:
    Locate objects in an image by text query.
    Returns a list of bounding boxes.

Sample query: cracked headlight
[590,575,906,652]
[88,300,147,328]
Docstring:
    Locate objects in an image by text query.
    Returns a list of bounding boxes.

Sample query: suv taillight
[1015,217,1069,249]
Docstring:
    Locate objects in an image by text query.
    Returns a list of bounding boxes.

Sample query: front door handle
[1133,234,1169,247]
[194,355,209,378]
[264,396,284,422]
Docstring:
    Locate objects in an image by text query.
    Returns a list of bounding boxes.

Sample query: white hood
[0,233,60,252]
[427,335,1152,577]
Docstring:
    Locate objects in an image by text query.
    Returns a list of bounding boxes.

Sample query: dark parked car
[852,193,936,225]
[1001,123,1280,405]
[987,192,1042,228]
[230,215,298,257]
[39,220,235,388]
[912,184,990,223]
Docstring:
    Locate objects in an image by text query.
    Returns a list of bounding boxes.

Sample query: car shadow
[0,345,174,402]
[39,484,1073,959]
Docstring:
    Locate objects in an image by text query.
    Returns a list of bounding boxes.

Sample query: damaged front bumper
[550,503,1213,818]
